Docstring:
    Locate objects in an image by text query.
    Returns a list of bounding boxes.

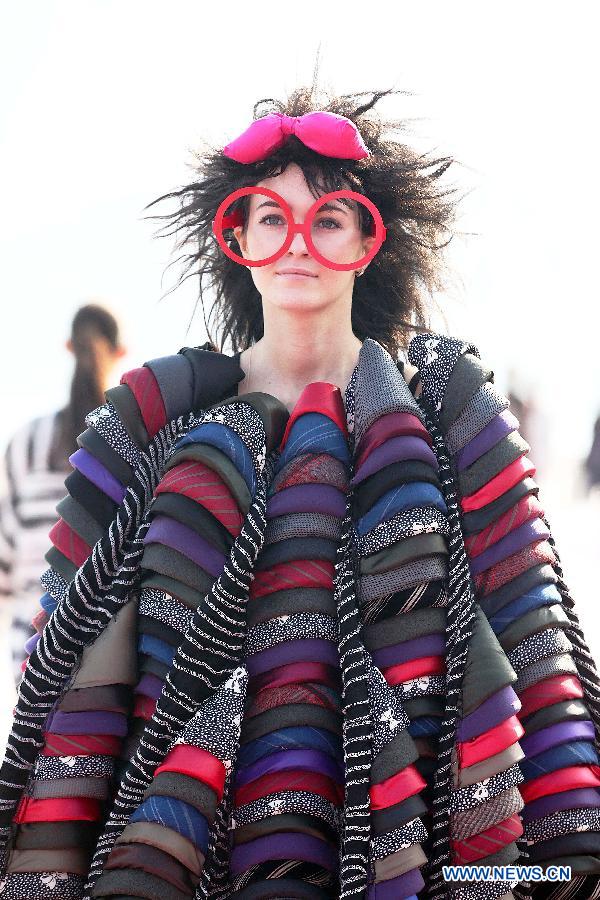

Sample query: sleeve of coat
[409,333,600,885]
[0,351,203,893]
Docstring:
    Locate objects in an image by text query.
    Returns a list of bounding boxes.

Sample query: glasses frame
[212,186,386,271]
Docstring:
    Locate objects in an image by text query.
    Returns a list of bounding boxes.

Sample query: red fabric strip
[382,655,446,686]
[41,733,123,756]
[155,461,243,535]
[14,796,101,824]
[155,744,226,800]
[48,519,91,568]
[355,413,433,468]
[475,540,556,596]
[520,764,600,803]
[465,494,545,558]
[234,769,344,808]
[121,365,167,438]
[133,694,157,720]
[247,682,340,718]
[32,608,50,634]
[249,560,335,599]
[518,674,584,719]
[461,457,536,513]
[457,715,524,768]
[452,813,523,863]
[369,764,427,809]
[249,662,339,693]
[279,382,348,450]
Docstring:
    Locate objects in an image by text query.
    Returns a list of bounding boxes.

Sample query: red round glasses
[212,186,386,272]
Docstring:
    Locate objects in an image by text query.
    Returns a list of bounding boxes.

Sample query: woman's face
[233,162,375,312]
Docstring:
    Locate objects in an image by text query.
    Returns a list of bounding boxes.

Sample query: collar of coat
[0,334,538,899]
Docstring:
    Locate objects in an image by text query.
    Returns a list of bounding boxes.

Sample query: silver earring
[356,268,365,278]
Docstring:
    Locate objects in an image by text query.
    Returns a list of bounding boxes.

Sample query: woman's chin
[268,285,325,307]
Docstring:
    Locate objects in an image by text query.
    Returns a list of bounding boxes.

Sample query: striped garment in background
[0,413,68,684]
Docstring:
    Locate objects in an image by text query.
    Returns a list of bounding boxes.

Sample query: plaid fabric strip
[121,366,168,438]
[465,493,545,558]
[451,812,523,863]
[475,540,557,595]
[155,460,244,535]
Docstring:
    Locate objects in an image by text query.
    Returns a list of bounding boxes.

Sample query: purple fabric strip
[521,787,600,824]
[520,720,595,759]
[266,484,346,518]
[234,748,345,788]
[230,831,338,873]
[143,515,226,577]
[455,685,521,742]
[367,866,425,898]
[69,448,126,505]
[456,410,519,471]
[372,634,446,669]
[351,436,438,487]
[357,412,431,454]
[246,639,340,677]
[24,632,41,654]
[47,709,128,736]
[468,517,550,576]
[135,672,164,701]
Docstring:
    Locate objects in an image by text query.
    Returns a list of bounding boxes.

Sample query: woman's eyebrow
[256,199,283,210]
[318,201,348,215]
[255,199,348,215]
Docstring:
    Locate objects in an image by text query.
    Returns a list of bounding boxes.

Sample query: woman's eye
[259,214,285,226]
[317,217,342,230]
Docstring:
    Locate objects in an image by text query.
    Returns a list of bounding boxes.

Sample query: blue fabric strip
[520,740,599,782]
[407,717,443,737]
[174,422,256,495]
[356,482,447,536]
[138,633,176,666]
[277,413,350,469]
[237,726,343,768]
[488,583,564,634]
[40,592,58,614]
[130,795,209,850]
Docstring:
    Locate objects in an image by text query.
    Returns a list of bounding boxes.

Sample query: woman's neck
[237,330,364,413]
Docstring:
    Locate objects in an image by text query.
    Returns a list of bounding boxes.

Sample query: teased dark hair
[148,82,462,359]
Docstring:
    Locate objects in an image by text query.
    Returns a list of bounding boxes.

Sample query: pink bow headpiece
[222,111,370,164]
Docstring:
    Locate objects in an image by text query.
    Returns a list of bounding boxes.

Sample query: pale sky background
[0,2,599,725]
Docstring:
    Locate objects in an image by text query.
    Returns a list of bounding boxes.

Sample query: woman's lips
[276,272,317,278]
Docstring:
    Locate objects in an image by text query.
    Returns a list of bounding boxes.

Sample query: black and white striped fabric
[0,413,70,684]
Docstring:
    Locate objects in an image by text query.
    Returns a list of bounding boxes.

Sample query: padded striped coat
[0,334,599,900]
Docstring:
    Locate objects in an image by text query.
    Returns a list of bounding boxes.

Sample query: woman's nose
[287,228,309,254]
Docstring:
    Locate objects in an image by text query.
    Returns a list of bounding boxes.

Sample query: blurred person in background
[0,304,125,684]
[506,372,549,483]
[584,414,600,494]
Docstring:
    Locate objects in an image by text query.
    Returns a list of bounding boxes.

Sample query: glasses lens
[217,191,290,266]
[309,194,376,269]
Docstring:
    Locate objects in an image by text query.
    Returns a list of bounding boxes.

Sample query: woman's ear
[361,235,377,257]
[233,225,247,256]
